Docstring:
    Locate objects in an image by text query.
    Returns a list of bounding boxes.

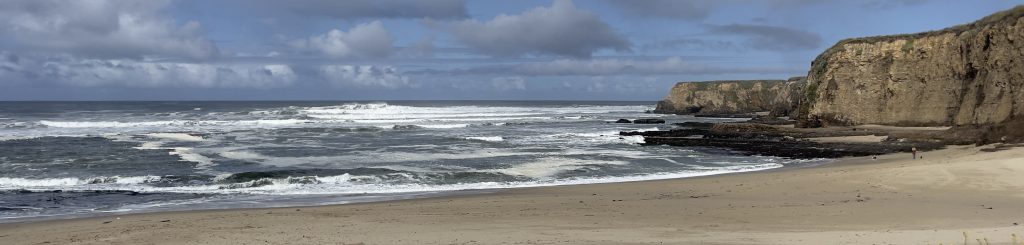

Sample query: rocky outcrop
[654,77,806,116]
[797,6,1024,127]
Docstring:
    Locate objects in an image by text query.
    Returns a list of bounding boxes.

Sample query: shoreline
[0,151,808,225]
[4,144,1023,244]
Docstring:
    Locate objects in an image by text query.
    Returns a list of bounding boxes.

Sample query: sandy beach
[1,143,1022,245]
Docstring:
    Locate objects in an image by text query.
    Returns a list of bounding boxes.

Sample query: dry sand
[2,144,1024,244]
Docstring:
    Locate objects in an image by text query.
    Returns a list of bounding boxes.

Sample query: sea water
[0,101,821,222]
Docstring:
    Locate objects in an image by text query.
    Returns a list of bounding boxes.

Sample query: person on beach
[911,147,918,159]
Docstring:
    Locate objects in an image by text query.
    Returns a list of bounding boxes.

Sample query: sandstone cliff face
[654,77,805,116]
[797,6,1024,127]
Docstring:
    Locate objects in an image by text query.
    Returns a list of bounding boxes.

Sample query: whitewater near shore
[3,144,1022,244]
[1,101,806,220]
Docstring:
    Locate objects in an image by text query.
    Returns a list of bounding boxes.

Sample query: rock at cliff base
[633,118,666,124]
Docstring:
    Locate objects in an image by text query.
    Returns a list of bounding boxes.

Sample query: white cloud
[41,59,297,88]
[291,21,394,59]
[449,0,630,58]
[252,0,468,20]
[0,0,217,59]
[708,24,822,51]
[417,57,803,76]
[319,65,410,89]
[605,0,716,21]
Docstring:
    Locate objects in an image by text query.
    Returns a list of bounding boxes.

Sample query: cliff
[654,77,806,116]
[797,6,1024,127]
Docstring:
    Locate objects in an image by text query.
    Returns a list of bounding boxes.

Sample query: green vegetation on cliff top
[811,5,1024,66]
[678,80,786,90]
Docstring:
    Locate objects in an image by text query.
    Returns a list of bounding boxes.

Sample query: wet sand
[2,144,1024,244]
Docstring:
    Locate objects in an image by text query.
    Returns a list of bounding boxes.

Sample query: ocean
[0,101,821,222]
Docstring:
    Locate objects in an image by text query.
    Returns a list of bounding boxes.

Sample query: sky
[0,0,1021,101]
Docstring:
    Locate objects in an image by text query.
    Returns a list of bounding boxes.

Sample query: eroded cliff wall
[797,6,1024,127]
[654,77,805,116]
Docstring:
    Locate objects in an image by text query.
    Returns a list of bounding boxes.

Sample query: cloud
[708,24,822,51]
[604,0,715,21]
[413,57,803,76]
[290,21,394,59]
[42,60,296,88]
[490,77,527,91]
[0,52,295,88]
[0,0,217,60]
[259,0,468,20]
[398,36,436,58]
[641,39,739,51]
[0,51,33,85]
[449,0,630,58]
[319,65,411,89]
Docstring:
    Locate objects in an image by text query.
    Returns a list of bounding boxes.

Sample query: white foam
[169,147,215,169]
[0,177,81,187]
[464,136,504,142]
[0,161,793,196]
[523,130,645,145]
[418,124,470,129]
[146,133,205,142]
[219,150,267,161]
[39,119,312,129]
[491,157,629,179]
[216,148,529,167]
[0,176,162,187]
[133,141,165,150]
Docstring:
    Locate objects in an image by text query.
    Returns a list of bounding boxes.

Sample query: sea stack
[653,77,806,117]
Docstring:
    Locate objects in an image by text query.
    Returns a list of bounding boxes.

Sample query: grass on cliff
[681,80,786,90]
[809,5,1024,73]
[836,5,1023,47]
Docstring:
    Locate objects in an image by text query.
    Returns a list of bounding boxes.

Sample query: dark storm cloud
[449,0,631,58]
[252,0,468,20]
[708,24,823,51]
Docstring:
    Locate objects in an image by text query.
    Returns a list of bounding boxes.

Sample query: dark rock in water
[620,129,704,137]
[672,122,714,129]
[694,113,758,118]
[392,125,423,130]
[642,137,941,159]
[614,119,632,123]
[633,118,666,124]
[631,122,945,159]
[747,116,795,125]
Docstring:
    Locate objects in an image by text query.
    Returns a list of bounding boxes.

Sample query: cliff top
[673,79,787,90]
[840,5,1024,45]
[812,5,1024,66]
